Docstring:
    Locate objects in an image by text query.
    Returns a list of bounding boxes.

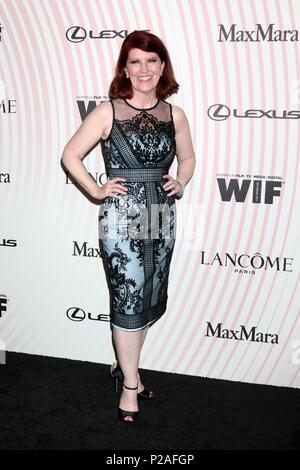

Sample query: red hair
[108,31,179,100]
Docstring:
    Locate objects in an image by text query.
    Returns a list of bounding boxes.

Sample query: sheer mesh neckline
[123,98,160,111]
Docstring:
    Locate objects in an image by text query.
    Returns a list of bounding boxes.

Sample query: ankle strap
[123,383,138,390]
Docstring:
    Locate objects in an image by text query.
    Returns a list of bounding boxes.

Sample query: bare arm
[173,105,196,191]
[163,105,195,198]
[61,101,119,199]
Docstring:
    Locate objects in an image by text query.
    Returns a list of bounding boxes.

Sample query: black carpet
[0,352,299,450]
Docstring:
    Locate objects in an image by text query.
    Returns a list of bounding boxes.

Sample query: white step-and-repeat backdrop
[1,0,300,388]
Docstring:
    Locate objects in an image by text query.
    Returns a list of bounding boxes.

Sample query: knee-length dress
[99,97,177,331]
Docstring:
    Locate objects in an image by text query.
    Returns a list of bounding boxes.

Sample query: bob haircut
[108,30,179,100]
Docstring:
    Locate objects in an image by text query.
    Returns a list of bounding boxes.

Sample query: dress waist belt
[107,168,168,182]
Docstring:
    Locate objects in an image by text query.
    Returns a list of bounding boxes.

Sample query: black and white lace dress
[99,97,177,331]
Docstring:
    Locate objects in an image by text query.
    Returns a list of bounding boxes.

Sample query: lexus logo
[208,104,300,120]
[66,307,86,321]
[207,104,230,121]
[66,307,110,323]
[66,27,129,43]
[66,26,87,43]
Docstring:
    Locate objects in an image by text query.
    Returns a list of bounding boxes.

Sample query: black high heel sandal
[118,383,139,424]
[110,362,156,400]
[110,362,123,394]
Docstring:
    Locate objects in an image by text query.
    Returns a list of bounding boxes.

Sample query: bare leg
[112,325,149,386]
[112,325,149,360]
[112,327,142,422]
[137,326,149,391]
[140,325,149,349]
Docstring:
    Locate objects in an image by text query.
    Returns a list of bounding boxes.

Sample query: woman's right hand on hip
[93,177,128,200]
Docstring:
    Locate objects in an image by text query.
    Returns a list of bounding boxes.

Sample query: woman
[61,31,195,424]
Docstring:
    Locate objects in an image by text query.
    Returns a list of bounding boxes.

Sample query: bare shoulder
[90,99,113,139]
[170,104,189,132]
[94,99,112,120]
[98,99,112,113]
[82,99,111,123]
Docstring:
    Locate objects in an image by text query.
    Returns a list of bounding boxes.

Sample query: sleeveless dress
[99,97,177,331]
